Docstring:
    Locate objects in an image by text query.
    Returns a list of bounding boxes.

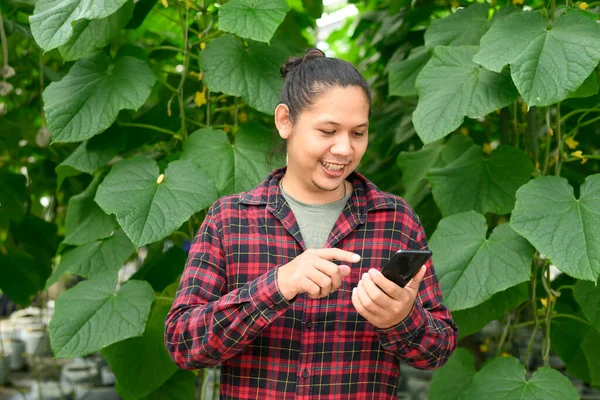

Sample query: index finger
[311,248,361,263]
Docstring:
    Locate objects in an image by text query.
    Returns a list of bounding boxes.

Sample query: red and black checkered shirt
[165,167,457,399]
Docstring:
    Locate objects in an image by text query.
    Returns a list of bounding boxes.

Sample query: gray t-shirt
[280,183,352,249]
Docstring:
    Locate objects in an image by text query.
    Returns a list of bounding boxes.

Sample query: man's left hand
[351,265,426,329]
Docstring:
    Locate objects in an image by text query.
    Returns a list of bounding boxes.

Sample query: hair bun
[280,48,325,78]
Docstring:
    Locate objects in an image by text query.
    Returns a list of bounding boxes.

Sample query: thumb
[405,265,427,292]
[338,265,351,277]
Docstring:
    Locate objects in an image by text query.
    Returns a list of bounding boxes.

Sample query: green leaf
[413,45,519,144]
[30,0,130,51]
[126,0,157,29]
[429,212,533,310]
[131,245,187,293]
[551,318,600,386]
[46,229,134,289]
[218,0,290,43]
[95,156,218,247]
[63,173,119,246]
[0,169,27,227]
[462,357,579,400]
[303,0,323,19]
[397,135,474,207]
[574,280,600,330]
[49,273,155,358]
[424,3,490,48]
[429,348,476,400]
[136,370,196,400]
[43,52,156,143]
[58,1,134,61]
[0,249,52,306]
[567,71,599,100]
[453,283,528,338]
[388,46,431,97]
[510,175,600,281]
[56,127,126,189]
[11,216,61,268]
[427,145,534,216]
[199,35,288,114]
[181,124,277,197]
[102,299,177,399]
[473,10,600,107]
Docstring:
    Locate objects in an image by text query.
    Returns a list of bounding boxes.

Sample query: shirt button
[302,370,309,379]
[306,320,312,328]
[273,304,281,311]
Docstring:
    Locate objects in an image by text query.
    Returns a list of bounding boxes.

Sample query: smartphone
[381,249,432,288]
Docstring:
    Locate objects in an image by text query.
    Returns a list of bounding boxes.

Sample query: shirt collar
[238,166,396,217]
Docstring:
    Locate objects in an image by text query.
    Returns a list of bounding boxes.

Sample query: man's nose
[330,133,352,156]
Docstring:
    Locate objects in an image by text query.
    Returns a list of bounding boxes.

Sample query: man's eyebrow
[316,120,370,127]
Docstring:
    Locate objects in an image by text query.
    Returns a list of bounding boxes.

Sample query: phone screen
[380,249,432,288]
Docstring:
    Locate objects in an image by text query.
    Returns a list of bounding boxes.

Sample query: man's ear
[275,104,292,139]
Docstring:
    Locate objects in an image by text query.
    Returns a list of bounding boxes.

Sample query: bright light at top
[316,4,358,28]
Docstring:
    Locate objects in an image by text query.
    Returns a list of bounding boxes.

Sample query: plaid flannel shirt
[165,167,458,399]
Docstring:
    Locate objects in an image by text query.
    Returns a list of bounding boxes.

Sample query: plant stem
[555,102,562,176]
[0,11,8,69]
[118,122,182,139]
[526,106,539,162]
[156,296,174,302]
[496,312,512,357]
[552,313,591,325]
[542,264,553,366]
[525,258,540,372]
[542,108,552,175]
[561,107,600,124]
[177,1,190,140]
[513,101,520,148]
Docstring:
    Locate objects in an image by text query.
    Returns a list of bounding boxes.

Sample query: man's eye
[319,130,335,134]
[353,131,366,137]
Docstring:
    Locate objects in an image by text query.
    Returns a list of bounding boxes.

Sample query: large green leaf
[424,3,490,48]
[63,173,119,246]
[429,348,476,400]
[49,273,155,358]
[429,212,533,311]
[218,0,290,43]
[397,135,474,208]
[574,280,600,330]
[46,229,134,289]
[453,283,529,338]
[134,370,196,400]
[181,124,277,197]
[102,299,178,399]
[56,127,126,188]
[473,9,600,107]
[199,35,288,114]
[413,45,519,144]
[0,249,51,306]
[510,175,600,282]
[427,145,534,217]
[30,0,130,51]
[0,169,27,227]
[551,317,600,386]
[567,71,599,100]
[43,52,156,143]
[131,246,187,293]
[462,357,579,400]
[58,1,134,61]
[388,46,431,97]
[95,156,218,247]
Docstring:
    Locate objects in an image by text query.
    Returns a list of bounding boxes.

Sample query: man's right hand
[277,248,360,300]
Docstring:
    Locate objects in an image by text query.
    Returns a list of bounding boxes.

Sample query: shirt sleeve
[374,209,458,370]
[164,201,292,369]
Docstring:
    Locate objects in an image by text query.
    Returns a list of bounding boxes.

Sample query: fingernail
[362,272,369,280]
[352,254,361,262]
[368,269,378,278]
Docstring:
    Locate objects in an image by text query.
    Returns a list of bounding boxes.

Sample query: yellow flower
[513,0,524,4]
[479,344,489,353]
[161,0,168,7]
[501,352,511,357]
[540,297,548,307]
[565,137,579,149]
[571,150,588,164]
[483,143,492,155]
[579,2,589,9]
[156,174,165,184]
[459,127,469,136]
[239,112,248,124]
[200,42,206,50]
[194,88,207,107]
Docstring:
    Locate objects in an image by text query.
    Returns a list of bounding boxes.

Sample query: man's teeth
[322,161,345,171]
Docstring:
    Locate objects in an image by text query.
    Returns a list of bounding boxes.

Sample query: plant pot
[30,381,75,400]
[60,358,100,387]
[2,338,26,370]
[21,324,51,356]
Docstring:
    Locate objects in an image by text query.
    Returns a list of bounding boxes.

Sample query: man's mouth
[321,161,347,171]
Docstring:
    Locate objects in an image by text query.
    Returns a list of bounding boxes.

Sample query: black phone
[381,249,432,288]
